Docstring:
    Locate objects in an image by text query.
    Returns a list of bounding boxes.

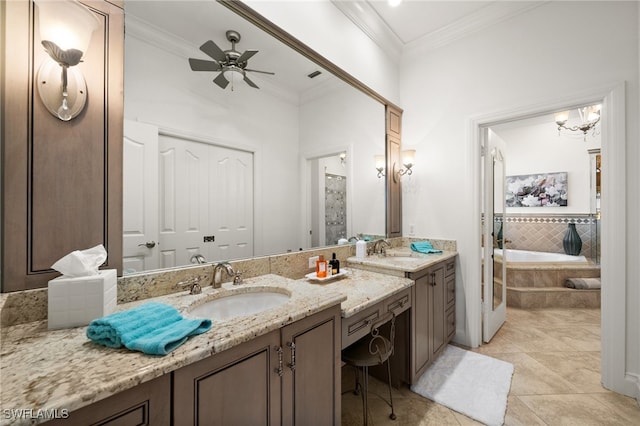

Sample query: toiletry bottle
[356,239,366,258]
[317,258,327,278]
[331,253,340,274]
[315,255,325,276]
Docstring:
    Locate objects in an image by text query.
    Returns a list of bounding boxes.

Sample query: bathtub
[494,248,587,263]
[491,248,600,308]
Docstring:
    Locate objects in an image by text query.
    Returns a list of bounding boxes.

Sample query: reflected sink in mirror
[187,288,291,321]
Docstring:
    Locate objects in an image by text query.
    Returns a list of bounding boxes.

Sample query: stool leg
[353,366,361,396]
[386,359,397,420]
[362,366,369,426]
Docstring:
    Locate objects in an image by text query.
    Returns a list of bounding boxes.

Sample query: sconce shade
[34,0,99,61]
[374,155,385,169]
[554,110,570,124]
[401,149,415,166]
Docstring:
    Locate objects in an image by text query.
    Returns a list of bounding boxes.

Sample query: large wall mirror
[122,0,387,273]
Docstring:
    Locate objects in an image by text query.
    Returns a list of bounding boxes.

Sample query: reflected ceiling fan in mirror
[188,30,274,90]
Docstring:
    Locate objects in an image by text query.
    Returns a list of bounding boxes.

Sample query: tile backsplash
[0,236,457,327]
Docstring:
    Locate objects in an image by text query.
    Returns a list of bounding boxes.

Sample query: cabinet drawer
[446,306,456,339]
[383,288,411,316]
[446,274,455,307]
[342,304,381,349]
[445,259,455,277]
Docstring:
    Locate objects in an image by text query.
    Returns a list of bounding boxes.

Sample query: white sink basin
[187,288,291,321]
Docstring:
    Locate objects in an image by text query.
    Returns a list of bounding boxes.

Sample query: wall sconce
[375,150,416,179]
[34,0,99,121]
[396,149,415,176]
[374,155,385,178]
[554,104,601,141]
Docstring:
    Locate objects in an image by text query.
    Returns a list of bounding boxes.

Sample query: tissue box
[48,269,117,329]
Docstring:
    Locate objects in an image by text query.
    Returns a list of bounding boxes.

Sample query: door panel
[158,134,254,266]
[482,128,507,343]
[123,120,159,273]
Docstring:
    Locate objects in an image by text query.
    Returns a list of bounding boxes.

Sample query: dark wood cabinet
[281,305,341,425]
[1,0,124,292]
[173,330,282,425]
[44,374,170,425]
[174,305,341,425]
[409,257,456,383]
[386,105,403,238]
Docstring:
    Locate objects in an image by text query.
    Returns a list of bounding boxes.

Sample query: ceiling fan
[188,30,275,90]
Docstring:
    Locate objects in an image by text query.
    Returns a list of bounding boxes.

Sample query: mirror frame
[218,0,403,242]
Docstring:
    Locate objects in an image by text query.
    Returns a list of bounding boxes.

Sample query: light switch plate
[308,256,319,268]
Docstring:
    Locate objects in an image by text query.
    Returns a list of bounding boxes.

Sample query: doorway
[468,83,629,395]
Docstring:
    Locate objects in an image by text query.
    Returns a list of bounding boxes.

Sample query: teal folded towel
[86,302,211,356]
[410,241,442,254]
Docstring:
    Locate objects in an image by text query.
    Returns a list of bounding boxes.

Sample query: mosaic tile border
[493,214,597,225]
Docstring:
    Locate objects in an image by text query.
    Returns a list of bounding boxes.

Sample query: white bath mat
[410,345,513,426]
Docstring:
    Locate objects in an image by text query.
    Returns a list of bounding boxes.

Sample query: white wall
[299,80,386,239]
[399,1,639,393]
[493,120,601,214]
[244,0,400,105]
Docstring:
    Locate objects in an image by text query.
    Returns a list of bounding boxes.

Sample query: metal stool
[342,312,397,425]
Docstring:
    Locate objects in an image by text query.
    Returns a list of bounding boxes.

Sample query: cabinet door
[431,264,447,357]
[44,375,170,425]
[173,331,281,425]
[281,305,341,426]
[411,272,432,382]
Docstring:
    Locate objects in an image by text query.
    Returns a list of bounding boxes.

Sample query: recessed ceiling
[366,0,493,44]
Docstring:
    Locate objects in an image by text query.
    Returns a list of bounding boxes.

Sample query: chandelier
[554,105,601,140]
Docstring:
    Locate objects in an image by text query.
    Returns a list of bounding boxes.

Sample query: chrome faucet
[373,239,391,255]
[177,277,202,295]
[212,262,235,289]
[190,254,206,264]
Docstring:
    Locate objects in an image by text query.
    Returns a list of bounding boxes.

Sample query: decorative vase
[563,223,582,256]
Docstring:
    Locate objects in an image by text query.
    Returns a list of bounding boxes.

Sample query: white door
[483,130,507,342]
[208,146,254,261]
[158,134,254,266]
[158,135,210,268]
[122,120,160,273]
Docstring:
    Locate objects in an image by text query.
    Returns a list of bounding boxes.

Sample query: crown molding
[331,1,546,59]
[404,1,547,56]
[330,0,402,63]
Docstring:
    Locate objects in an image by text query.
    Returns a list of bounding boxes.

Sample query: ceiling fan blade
[213,72,229,89]
[243,74,259,89]
[200,40,227,63]
[237,49,258,63]
[245,68,275,75]
[189,58,222,72]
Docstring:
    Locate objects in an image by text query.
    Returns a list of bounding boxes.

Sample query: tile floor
[341,307,640,425]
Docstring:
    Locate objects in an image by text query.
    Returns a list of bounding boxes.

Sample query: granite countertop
[0,257,451,425]
[0,274,345,426]
[291,267,413,318]
[346,248,458,277]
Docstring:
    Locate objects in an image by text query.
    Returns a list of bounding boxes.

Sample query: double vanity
[0,245,457,425]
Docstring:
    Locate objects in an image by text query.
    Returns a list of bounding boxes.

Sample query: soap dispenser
[356,239,366,258]
[330,253,340,274]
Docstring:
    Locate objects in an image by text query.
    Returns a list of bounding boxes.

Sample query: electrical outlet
[308,256,319,268]
[409,224,415,236]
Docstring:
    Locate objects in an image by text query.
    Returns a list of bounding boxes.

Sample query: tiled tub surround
[494,256,601,309]
[494,213,598,260]
[0,237,456,327]
[0,237,457,424]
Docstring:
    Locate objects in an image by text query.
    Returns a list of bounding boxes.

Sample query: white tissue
[51,244,107,277]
